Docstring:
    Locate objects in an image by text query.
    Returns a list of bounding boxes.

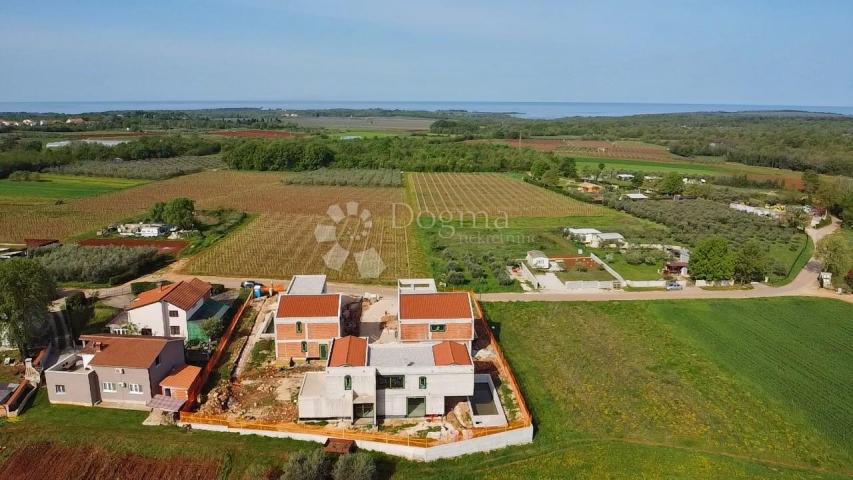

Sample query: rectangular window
[300,341,308,353]
[102,382,116,393]
[114,328,128,335]
[419,376,427,389]
[129,384,143,394]
[170,325,181,335]
[296,322,303,333]
[55,384,66,394]
[344,375,352,391]
[169,310,179,318]
[429,324,446,333]
[377,375,405,389]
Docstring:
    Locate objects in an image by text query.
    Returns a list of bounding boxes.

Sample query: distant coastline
[1,100,851,119]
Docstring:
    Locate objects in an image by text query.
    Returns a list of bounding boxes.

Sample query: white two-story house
[121,279,214,341]
[298,335,475,424]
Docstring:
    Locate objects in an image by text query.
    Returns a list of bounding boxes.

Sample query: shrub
[446,271,466,285]
[771,261,788,276]
[332,452,375,480]
[130,281,158,295]
[625,252,644,265]
[279,448,328,480]
[202,317,225,340]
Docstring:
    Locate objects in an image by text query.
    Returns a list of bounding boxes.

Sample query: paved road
[78,218,849,305]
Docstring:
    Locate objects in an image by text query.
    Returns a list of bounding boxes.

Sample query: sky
[1,0,852,106]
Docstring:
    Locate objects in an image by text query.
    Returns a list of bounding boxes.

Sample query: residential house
[567,228,602,244]
[286,274,328,295]
[298,336,474,423]
[45,334,187,409]
[65,117,86,125]
[139,224,169,237]
[397,282,475,349]
[590,232,625,248]
[274,290,360,363]
[616,173,635,181]
[526,250,550,269]
[118,279,227,342]
[664,261,688,276]
[576,182,603,194]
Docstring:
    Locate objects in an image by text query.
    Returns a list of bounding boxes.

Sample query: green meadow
[0,174,146,200]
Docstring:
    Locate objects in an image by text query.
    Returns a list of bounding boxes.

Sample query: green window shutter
[296,322,303,333]
[300,341,307,353]
[344,375,352,391]
[419,376,427,389]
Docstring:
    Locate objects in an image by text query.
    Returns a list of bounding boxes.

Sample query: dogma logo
[314,201,385,278]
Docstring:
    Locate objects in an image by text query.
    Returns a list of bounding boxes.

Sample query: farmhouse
[298,336,475,423]
[45,334,188,409]
[526,250,550,269]
[118,279,228,343]
[576,182,603,194]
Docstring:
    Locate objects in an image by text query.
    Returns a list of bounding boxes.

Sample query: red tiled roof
[398,293,473,320]
[276,294,340,318]
[81,334,180,369]
[432,341,472,366]
[159,364,201,390]
[129,278,210,312]
[328,336,368,367]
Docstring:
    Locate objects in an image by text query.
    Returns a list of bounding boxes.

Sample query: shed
[526,250,549,269]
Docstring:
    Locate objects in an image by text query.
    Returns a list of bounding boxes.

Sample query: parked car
[666,282,683,291]
[241,280,261,288]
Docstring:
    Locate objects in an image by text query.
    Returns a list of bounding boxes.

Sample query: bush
[446,271,466,285]
[202,317,225,340]
[209,283,225,295]
[624,252,644,265]
[332,452,375,480]
[279,448,328,480]
[771,261,788,276]
[130,281,158,294]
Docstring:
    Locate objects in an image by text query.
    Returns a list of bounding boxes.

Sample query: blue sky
[1,0,851,105]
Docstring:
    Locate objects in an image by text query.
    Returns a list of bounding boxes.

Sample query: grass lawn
[574,157,720,175]
[3,297,850,479]
[0,174,147,200]
[555,266,614,282]
[81,303,121,335]
[587,248,663,280]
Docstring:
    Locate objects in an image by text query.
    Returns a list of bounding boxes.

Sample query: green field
[2,297,850,478]
[0,174,146,200]
[575,157,720,175]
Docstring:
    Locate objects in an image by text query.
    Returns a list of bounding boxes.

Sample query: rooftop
[397,278,437,294]
[329,336,368,367]
[527,250,547,258]
[80,334,179,369]
[398,292,473,320]
[368,343,436,368]
[432,341,473,366]
[160,364,201,390]
[568,228,601,234]
[286,275,328,295]
[276,294,340,318]
[129,278,210,311]
[595,232,625,240]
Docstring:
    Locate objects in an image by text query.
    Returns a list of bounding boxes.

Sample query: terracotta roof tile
[398,292,473,320]
[81,334,180,369]
[276,294,340,318]
[432,341,472,366]
[129,279,210,312]
[329,336,368,367]
[159,364,201,390]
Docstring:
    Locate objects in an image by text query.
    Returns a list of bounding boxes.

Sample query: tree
[733,241,770,283]
[815,234,851,276]
[781,207,809,230]
[147,202,166,222]
[658,173,684,196]
[530,158,551,179]
[64,291,94,338]
[689,237,734,281]
[802,170,820,197]
[630,174,644,190]
[279,448,328,480]
[162,197,196,229]
[332,452,376,480]
[540,166,561,186]
[202,317,224,340]
[0,260,56,358]
[558,157,577,178]
[596,162,605,180]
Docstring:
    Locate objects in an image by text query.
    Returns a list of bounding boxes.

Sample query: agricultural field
[210,129,296,139]
[283,168,402,187]
[46,156,227,180]
[408,172,606,218]
[0,174,146,200]
[3,297,850,479]
[474,138,675,162]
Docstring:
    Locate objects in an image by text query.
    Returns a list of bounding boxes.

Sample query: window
[55,384,66,395]
[295,321,303,334]
[300,341,308,353]
[170,325,181,335]
[113,328,128,336]
[419,376,427,389]
[102,382,116,392]
[344,375,352,391]
[430,324,446,333]
[129,384,143,394]
[140,328,152,336]
[378,375,405,389]
[154,355,160,367]
[169,310,179,318]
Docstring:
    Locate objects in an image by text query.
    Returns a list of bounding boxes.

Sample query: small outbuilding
[620,193,649,201]
[590,232,625,248]
[526,250,550,269]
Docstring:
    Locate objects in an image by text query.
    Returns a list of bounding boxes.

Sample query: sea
[0,101,851,119]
